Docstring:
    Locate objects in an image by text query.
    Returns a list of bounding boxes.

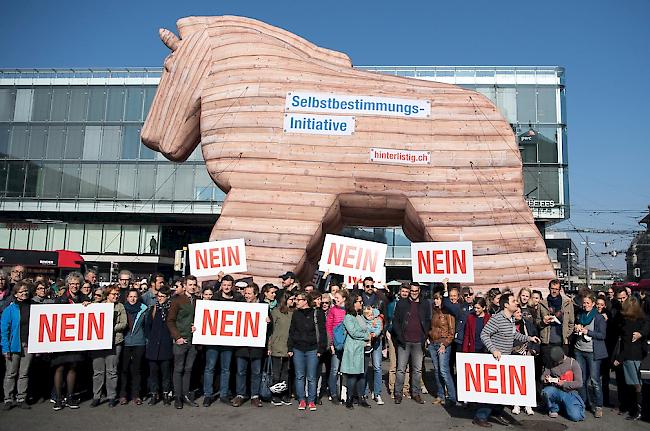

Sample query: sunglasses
[463,293,473,297]
[322,301,331,304]
[94,293,102,297]
[410,290,420,293]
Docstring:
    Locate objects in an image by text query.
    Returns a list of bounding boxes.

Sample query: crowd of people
[1,264,649,427]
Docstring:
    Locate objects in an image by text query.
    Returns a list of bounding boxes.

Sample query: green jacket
[340,314,369,375]
[112,302,128,345]
[537,294,575,345]
[167,294,196,342]
[267,308,293,357]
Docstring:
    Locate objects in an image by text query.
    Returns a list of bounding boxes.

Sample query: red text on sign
[417,249,467,275]
[327,243,378,273]
[202,309,260,338]
[464,363,527,395]
[38,313,105,343]
[195,246,241,270]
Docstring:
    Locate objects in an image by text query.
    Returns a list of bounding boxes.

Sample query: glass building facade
[0,66,568,280]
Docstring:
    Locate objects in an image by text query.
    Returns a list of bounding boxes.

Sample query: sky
[2,0,649,275]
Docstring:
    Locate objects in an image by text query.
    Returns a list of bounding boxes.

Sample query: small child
[363,306,382,353]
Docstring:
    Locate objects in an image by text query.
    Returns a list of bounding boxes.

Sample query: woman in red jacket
[462,298,491,353]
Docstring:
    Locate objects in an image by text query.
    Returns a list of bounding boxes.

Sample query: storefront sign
[411,241,474,283]
[28,303,114,353]
[192,300,269,347]
[188,238,247,278]
[456,353,536,406]
[319,234,387,281]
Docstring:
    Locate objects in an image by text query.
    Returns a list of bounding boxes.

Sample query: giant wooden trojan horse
[141,15,555,291]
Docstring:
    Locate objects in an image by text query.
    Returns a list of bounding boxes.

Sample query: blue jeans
[328,350,342,398]
[203,346,233,399]
[428,342,457,402]
[475,404,504,421]
[292,349,319,403]
[365,339,383,396]
[236,356,262,398]
[574,349,603,408]
[542,386,585,421]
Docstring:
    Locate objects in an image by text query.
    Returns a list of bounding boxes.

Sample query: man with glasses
[142,273,165,307]
[392,282,431,404]
[538,279,575,368]
[167,275,199,409]
[9,266,25,288]
[116,270,133,303]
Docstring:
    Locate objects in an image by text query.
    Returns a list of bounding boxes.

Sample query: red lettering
[227,246,240,266]
[203,309,218,336]
[433,250,444,274]
[362,248,378,272]
[59,313,75,342]
[209,248,221,268]
[327,243,343,266]
[243,312,260,337]
[465,363,481,392]
[342,246,356,268]
[483,364,498,394]
[87,313,104,340]
[220,310,234,336]
[500,364,507,394]
[417,250,431,274]
[195,249,208,270]
[77,313,85,340]
[453,250,467,274]
[38,314,57,343]
[509,365,526,395]
[235,311,242,337]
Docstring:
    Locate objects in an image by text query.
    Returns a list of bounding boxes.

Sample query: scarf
[547,294,562,314]
[578,308,597,326]
[124,300,142,330]
[157,299,171,322]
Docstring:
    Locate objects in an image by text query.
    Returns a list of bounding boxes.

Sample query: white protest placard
[28,303,114,354]
[456,353,536,407]
[192,300,269,347]
[411,241,474,283]
[319,234,387,281]
[188,238,247,278]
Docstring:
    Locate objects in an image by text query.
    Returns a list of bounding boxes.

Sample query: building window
[41,163,63,198]
[65,224,84,251]
[100,126,121,160]
[122,225,140,253]
[106,87,125,121]
[68,88,88,121]
[51,88,69,121]
[98,163,117,199]
[29,226,47,250]
[13,89,33,122]
[6,161,26,197]
[64,125,84,159]
[9,126,28,159]
[46,224,66,250]
[0,125,10,158]
[537,87,557,123]
[84,224,102,253]
[0,88,16,121]
[46,125,66,159]
[61,163,81,198]
[103,225,121,253]
[82,126,101,160]
[31,88,52,121]
[79,163,98,198]
[124,87,144,121]
[516,87,536,124]
[117,163,136,199]
[87,87,106,121]
[28,126,47,159]
[121,125,140,159]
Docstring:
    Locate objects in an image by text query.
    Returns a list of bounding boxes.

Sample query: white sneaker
[512,406,521,415]
[375,395,384,405]
[525,406,534,415]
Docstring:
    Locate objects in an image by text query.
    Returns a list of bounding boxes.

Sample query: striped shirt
[480,310,529,354]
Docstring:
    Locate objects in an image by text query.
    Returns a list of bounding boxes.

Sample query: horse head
[141,21,211,161]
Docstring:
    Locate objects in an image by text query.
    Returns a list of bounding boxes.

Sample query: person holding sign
[287,292,327,411]
[1,281,33,410]
[473,293,541,427]
[51,272,88,411]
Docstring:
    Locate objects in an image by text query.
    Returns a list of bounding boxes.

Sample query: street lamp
[581,236,596,289]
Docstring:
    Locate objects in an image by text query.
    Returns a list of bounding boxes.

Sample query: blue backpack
[333,321,347,351]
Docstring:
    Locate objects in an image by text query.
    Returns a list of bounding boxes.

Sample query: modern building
[0,66,568,282]
[627,206,650,282]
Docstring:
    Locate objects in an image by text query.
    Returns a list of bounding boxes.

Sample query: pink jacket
[325,305,346,346]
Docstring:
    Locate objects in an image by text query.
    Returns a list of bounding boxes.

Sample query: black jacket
[287,307,327,354]
[144,303,173,361]
[392,298,432,346]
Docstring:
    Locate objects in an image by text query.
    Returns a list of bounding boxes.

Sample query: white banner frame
[318,234,387,281]
[188,238,247,278]
[192,300,269,347]
[411,241,474,283]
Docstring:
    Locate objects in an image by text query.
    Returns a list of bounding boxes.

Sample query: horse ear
[159,28,180,51]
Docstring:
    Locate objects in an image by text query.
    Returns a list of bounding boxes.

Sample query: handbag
[259,357,273,401]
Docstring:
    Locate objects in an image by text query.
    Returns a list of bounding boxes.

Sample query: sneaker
[17,401,31,410]
[431,397,443,405]
[308,402,317,411]
[548,411,558,418]
[65,397,80,409]
[183,395,199,407]
[525,406,534,416]
[271,398,283,406]
[108,398,119,408]
[89,399,101,408]
[298,400,306,410]
[375,395,384,405]
[202,396,213,407]
[251,397,262,407]
[512,406,521,415]
[53,399,64,411]
[2,402,13,411]
[174,397,183,409]
[594,407,602,418]
[281,396,292,406]
[231,395,245,407]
